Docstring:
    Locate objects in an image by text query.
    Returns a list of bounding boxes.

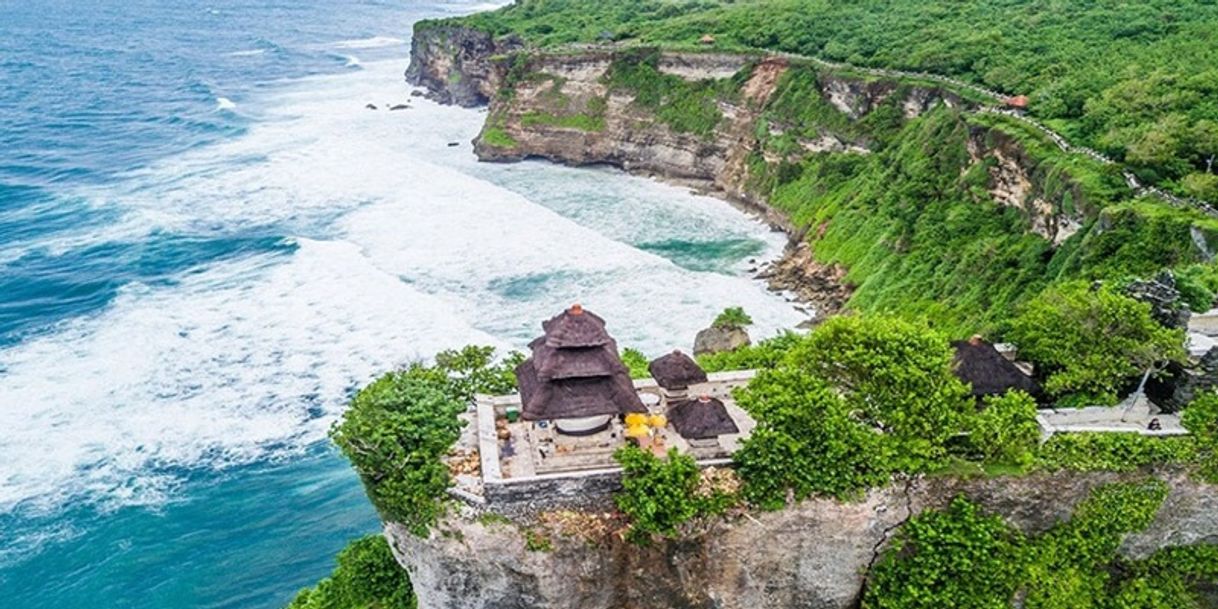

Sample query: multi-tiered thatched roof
[516,305,646,421]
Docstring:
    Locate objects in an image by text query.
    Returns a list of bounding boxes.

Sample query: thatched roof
[517,358,646,420]
[531,339,626,381]
[668,396,739,439]
[541,304,610,348]
[648,350,708,390]
[952,337,1041,399]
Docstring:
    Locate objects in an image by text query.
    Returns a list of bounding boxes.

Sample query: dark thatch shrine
[668,395,739,440]
[951,336,1041,400]
[516,304,646,425]
[648,350,708,390]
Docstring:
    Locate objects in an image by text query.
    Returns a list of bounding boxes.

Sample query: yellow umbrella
[648,414,667,429]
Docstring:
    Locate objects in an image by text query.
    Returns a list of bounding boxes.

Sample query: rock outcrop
[405,25,522,107]
[693,325,751,356]
[386,470,1218,609]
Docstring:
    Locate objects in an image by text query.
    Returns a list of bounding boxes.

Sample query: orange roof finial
[569,303,584,316]
[698,394,711,403]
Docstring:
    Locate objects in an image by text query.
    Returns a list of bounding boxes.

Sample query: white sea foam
[343,54,361,68]
[215,96,237,110]
[229,49,266,57]
[329,36,404,49]
[0,59,803,521]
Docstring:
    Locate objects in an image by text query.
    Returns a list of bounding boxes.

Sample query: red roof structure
[1006,95,1029,109]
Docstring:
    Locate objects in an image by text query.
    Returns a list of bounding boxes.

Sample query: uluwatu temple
[447,304,754,507]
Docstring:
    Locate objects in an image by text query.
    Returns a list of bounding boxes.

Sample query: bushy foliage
[791,315,973,469]
[865,481,1182,609]
[620,347,651,379]
[733,367,892,507]
[613,445,735,543]
[865,497,1026,609]
[450,0,1218,199]
[1007,281,1185,406]
[286,535,415,609]
[330,346,521,535]
[712,306,753,329]
[968,391,1041,467]
[1034,433,1197,473]
[1183,392,1218,482]
[733,316,972,506]
[697,331,801,373]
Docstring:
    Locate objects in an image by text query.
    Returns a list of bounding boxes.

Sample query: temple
[515,304,646,435]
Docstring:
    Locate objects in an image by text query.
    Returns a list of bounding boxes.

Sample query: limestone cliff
[385,470,1218,609]
[405,24,521,107]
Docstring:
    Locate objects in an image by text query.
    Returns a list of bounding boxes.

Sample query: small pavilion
[648,349,708,401]
[668,395,739,458]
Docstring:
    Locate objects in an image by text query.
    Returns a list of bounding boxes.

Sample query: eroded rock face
[404,25,522,107]
[966,128,1087,246]
[385,471,1218,609]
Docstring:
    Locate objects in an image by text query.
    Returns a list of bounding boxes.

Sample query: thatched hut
[952,336,1041,400]
[668,395,739,440]
[516,304,645,433]
[648,349,708,399]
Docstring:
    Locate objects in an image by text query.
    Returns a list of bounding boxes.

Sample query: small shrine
[668,395,740,458]
[648,349,708,401]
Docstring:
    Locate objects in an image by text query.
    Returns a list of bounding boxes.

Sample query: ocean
[0,1,804,607]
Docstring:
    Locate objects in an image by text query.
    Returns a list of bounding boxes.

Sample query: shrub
[330,347,520,536]
[620,347,651,379]
[864,497,1026,609]
[1183,391,1218,481]
[865,481,1174,609]
[1007,281,1185,406]
[733,366,892,507]
[792,315,974,470]
[969,391,1041,467]
[697,331,801,373]
[1034,433,1196,472]
[712,306,754,329]
[613,445,734,543]
[285,535,415,609]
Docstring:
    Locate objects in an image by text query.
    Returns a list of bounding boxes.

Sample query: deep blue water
[0,2,802,608]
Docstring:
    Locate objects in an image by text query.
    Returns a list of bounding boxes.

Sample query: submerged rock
[365,103,378,110]
[389,104,410,111]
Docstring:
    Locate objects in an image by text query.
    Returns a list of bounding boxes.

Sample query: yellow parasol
[625,413,648,428]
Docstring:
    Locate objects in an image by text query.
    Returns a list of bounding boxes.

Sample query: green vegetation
[603,47,745,137]
[1007,281,1186,406]
[727,317,1209,506]
[733,316,972,507]
[620,347,651,379]
[862,480,1218,609]
[711,306,753,329]
[445,0,1218,200]
[1034,433,1197,473]
[286,535,415,609]
[697,331,801,373]
[967,391,1041,467]
[524,529,554,552]
[1184,392,1218,482]
[330,346,521,536]
[480,126,518,148]
[613,445,736,543]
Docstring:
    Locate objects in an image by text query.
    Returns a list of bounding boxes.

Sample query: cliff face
[475,51,761,187]
[405,25,521,107]
[385,470,1218,609]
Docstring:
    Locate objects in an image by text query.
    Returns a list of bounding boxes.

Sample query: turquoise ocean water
[0,1,804,607]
